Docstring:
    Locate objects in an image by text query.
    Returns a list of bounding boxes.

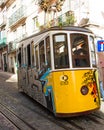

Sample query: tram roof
[20,26,93,42]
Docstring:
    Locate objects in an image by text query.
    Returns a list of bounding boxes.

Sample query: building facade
[0,0,7,71]
[0,0,104,74]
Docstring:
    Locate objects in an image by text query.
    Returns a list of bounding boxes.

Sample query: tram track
[92,112,104,120]
[0,78,104,130]
[0,88,86,130]
[86,115,103,124]
[22,99,104,130]
[0,103,38,130]
[65,112,104,130]
[0,101,73,130]
[0,91,104,130]
[21,101,86,130]
[66,119,85,130]
[0,96,85,130]
[10,101,78,130]
[87,113,104,125]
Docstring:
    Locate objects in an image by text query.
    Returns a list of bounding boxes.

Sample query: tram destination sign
[97,40,104,52]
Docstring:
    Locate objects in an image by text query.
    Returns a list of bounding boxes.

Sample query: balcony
[8,33,27,53]
[9,5,27,28]
[0,13,7,27]
[41,11,76,29]
[8,41,16,53]
[0,37,6,47]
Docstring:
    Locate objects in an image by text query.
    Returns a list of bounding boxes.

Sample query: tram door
[33,41,46,103]
[26,42,37,96]
[17,47,26,91]
[27,44,32,94]
[22,47,28,91]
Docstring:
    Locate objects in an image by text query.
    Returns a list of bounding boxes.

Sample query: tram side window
[18,48,21,67]
[31,41,35,67]
[35,45,39,69]
[21,45,24,66]
[71,33,90,67]
[53,34,69,69]
[90,36,96,67]
[46,36,51,69]
[24,47,27,66]
[27,44,31,67]
[39,40,45,69]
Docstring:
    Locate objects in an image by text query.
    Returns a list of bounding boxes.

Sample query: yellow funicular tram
[17,26,100,117]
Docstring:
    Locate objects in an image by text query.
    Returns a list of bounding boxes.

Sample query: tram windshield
[53,34,69,69]
[53,33,91,69]
[71,33,90,67]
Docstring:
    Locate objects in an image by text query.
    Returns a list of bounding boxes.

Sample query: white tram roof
[18,26,93,48]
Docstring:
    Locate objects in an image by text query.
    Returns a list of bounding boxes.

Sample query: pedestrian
[98,65,104,101]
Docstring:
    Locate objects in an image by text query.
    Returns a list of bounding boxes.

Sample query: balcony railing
[8,33,27,52]
[39,11,76,31]
[0,37,6,46]
[0,13,7,26]
[9,5,26,27]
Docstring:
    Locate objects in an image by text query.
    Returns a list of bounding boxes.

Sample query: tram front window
[71,33,90,67]
[53,34,69,69]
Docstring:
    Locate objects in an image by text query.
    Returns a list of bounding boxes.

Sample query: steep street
[0,71,104,130]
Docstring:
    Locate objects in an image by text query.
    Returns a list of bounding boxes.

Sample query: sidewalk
[0,70,18,129]
[0,70,17,82]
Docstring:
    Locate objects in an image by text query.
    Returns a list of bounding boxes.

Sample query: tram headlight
[80,85,89,95]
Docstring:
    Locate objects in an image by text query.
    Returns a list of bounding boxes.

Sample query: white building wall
[69,0,104,38]
[89,0,104,26]
[5,0,104,44]
[4,0,104,73]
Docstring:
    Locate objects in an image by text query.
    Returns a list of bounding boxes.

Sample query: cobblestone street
[0,71,18,130]
[0,70,104,130]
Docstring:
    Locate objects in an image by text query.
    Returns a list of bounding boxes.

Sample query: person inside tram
[39,54,47,78]
[59,45,69,68]
[72,39,87,55]
[72,39,89,67]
